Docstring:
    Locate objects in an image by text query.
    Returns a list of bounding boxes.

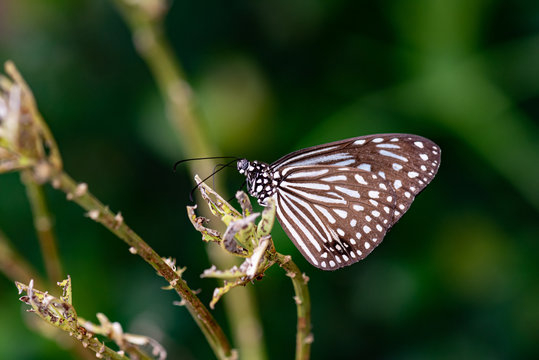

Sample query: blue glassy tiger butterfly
[237,134,441,270]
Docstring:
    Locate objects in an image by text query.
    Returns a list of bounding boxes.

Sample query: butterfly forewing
[241,133,441,270]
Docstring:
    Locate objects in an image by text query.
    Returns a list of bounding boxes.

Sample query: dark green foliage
[0,0,538,359]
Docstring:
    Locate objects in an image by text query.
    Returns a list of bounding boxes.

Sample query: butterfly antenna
[173,156,240,172]
[212,163,232,189]
[188,158,240,202]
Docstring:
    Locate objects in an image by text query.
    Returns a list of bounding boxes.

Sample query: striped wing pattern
[239,133,441,270]
[276,166,397,269]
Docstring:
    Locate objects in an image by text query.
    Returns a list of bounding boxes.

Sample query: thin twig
[50,170,233,359]
[20,169,64,283]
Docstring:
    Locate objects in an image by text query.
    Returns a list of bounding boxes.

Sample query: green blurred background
[1,0,538,359]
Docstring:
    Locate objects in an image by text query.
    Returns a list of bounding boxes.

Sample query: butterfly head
[237,159,276,205]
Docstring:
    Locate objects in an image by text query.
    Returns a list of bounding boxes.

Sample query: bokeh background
[1,0,538,359]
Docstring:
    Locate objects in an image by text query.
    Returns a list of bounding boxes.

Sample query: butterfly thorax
[237,159,277,205]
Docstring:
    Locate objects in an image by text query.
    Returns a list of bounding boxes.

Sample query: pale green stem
[20,170,64,283]
[273,253,312,360]
[112,2,267,359]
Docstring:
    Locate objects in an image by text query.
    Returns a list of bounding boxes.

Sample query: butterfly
[237,134,441,270]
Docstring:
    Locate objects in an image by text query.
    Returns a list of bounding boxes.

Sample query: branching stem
[50,170,233,359]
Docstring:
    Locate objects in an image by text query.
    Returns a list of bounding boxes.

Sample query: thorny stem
[113,1,266,359]
[0,233,99,360]
[49,170,233,360]
[2,61,234,359]
[16,279,132,360]
[21,169,64,283]
[272,253,312,360]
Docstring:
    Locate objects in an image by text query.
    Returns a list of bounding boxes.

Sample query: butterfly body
[238,134,441,270]
[237,159,277,204]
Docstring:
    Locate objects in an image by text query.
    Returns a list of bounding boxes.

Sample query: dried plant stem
[273,253,312,360]
[20,170,64,283]
[113,2,267,359]
[50,170,232,359]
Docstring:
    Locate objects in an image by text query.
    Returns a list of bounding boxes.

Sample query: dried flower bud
[0,62,62,174]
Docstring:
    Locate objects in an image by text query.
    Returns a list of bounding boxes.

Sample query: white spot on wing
[414,141,424,148]
[376,143,400,149]
[283,182,330,190]
[333,159,356,166]
[287,169,329,179]
[289,153,353,167]
[358,163,371,172]
[368,191,379,199]
[335,186,361,198]
[380,150,408,162]
[355,174,368,185]
[334,209,348,219]
[321,175,347,182]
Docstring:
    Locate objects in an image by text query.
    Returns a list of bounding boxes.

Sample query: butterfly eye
[237,159,249,173]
